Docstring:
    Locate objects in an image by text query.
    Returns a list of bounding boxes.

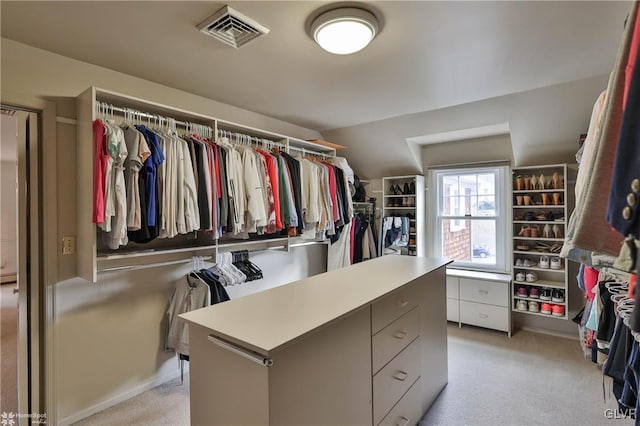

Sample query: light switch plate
[62,236,75,255]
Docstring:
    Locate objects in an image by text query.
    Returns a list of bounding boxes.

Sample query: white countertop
[446,268,511,283]
[180,256,450,356]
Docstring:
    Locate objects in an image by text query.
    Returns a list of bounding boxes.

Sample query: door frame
[1,92,57,425]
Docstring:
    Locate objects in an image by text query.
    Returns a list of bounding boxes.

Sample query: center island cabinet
[180,256,451,426]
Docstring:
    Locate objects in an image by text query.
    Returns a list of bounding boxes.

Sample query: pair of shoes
[539,256,550,269]
[552,224,563,238]
[552,304,565,316]
[515,272,526,281]
[519,225,531,237]
[525,272,537,282]
[528,301,540,312]
[515,258,524,267]
[516,286,528,297]
[552,289,565,303]
[389,184,404,195]
[516,299,528,311]
[542,303,565,316]
[523,259,536,267]
[550,258,562,270]
[540,288,552,301]
[529,287,540,299]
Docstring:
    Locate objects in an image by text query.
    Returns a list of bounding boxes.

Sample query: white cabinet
[446,269,511,336]
[381,175,425,256]
[511,164,574,320]
[182,256,450,426]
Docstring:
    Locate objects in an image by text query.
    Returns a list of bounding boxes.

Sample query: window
[431,166,507,272]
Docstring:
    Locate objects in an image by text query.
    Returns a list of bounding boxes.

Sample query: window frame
[430,165,508,273]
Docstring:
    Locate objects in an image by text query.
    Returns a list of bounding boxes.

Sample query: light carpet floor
[74,324,632,426]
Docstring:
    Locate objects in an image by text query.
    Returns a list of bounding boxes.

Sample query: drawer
[372,307,420,374]
[459,300,510,332]
[372,282,420,335]
[446,276,459,299]
[373,338,421,424]
[378,377,423,426]
[459,278,508,307]
[447,298,459,323]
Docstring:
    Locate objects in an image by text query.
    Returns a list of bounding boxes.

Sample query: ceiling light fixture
[311,7,379,55]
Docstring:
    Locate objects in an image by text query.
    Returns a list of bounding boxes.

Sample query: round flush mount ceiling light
[311,7,379,55]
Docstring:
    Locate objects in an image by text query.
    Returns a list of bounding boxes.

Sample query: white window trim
[430,165,509,273]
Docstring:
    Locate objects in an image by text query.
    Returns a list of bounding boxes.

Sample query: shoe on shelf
[516,300,528,311]
[550,258,562,270]
[516,286,529,297]
[541,303,552,315]
[525,272,538,283]
[403,182,410,195]
[515,272,526,282]
[519,225,531,237]
[409,181,415,194]
[552,289,565,303]
[539,256,550,269]
[528,301,540,313]
[552,304,565,317]
[529,287,540,299]
[515,258,524,267]
[523,259,536,267]
[389,185,397,195]
[540,288,552,301]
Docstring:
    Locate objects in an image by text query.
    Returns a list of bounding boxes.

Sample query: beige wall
[1,38,329,423]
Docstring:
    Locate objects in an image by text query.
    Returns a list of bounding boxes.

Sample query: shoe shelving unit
[511,164,570,319]
[381,175,425,257]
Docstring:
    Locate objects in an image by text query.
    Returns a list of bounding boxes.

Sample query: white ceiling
[0,1,631,177]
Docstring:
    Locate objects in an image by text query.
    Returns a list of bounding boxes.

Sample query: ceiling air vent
[197,5,270,48]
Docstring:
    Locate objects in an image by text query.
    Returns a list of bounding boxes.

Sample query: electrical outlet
[62,236,75,255]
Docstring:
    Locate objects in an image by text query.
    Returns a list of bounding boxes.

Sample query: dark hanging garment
[191,140,211,230]
[353,217,368,263]
[334,166,350,225]
[281,153,304,234]
[218,146,229,233]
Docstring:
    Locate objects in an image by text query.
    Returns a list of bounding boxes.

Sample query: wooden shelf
[512,279,565,289]
[513,237,564,242]
[513,295,566,305]
[512,308,567,319]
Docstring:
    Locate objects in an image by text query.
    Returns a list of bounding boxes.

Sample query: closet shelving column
[511,164,571,319]
[381,175,425,256]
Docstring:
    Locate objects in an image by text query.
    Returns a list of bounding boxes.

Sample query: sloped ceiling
[0,1,631,176]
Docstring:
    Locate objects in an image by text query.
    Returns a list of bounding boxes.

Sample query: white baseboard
[519,325,578,340]
[57,368,184,426]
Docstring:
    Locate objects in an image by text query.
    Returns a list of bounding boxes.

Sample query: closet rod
[288,145,332,159]
[98,255,214,273]
[217,129,282,146]
[96,101,210,130]
[97,244,219,261]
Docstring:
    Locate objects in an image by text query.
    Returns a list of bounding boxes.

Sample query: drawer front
[372,308,420,374]
[446,276,459,299]
[378,377,423,426]
[447,298,459,323]
[459,278,508,307]
[372,283,420,335]
[459,300,509,332]
[373,338,421,424]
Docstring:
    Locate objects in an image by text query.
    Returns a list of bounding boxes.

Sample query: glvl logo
[0,412,16,426]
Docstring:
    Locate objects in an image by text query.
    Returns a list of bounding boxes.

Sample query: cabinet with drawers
[183,256,450,425]
[446,269,511,336]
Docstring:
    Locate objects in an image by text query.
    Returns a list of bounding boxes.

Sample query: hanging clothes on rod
[92,102,357,253]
